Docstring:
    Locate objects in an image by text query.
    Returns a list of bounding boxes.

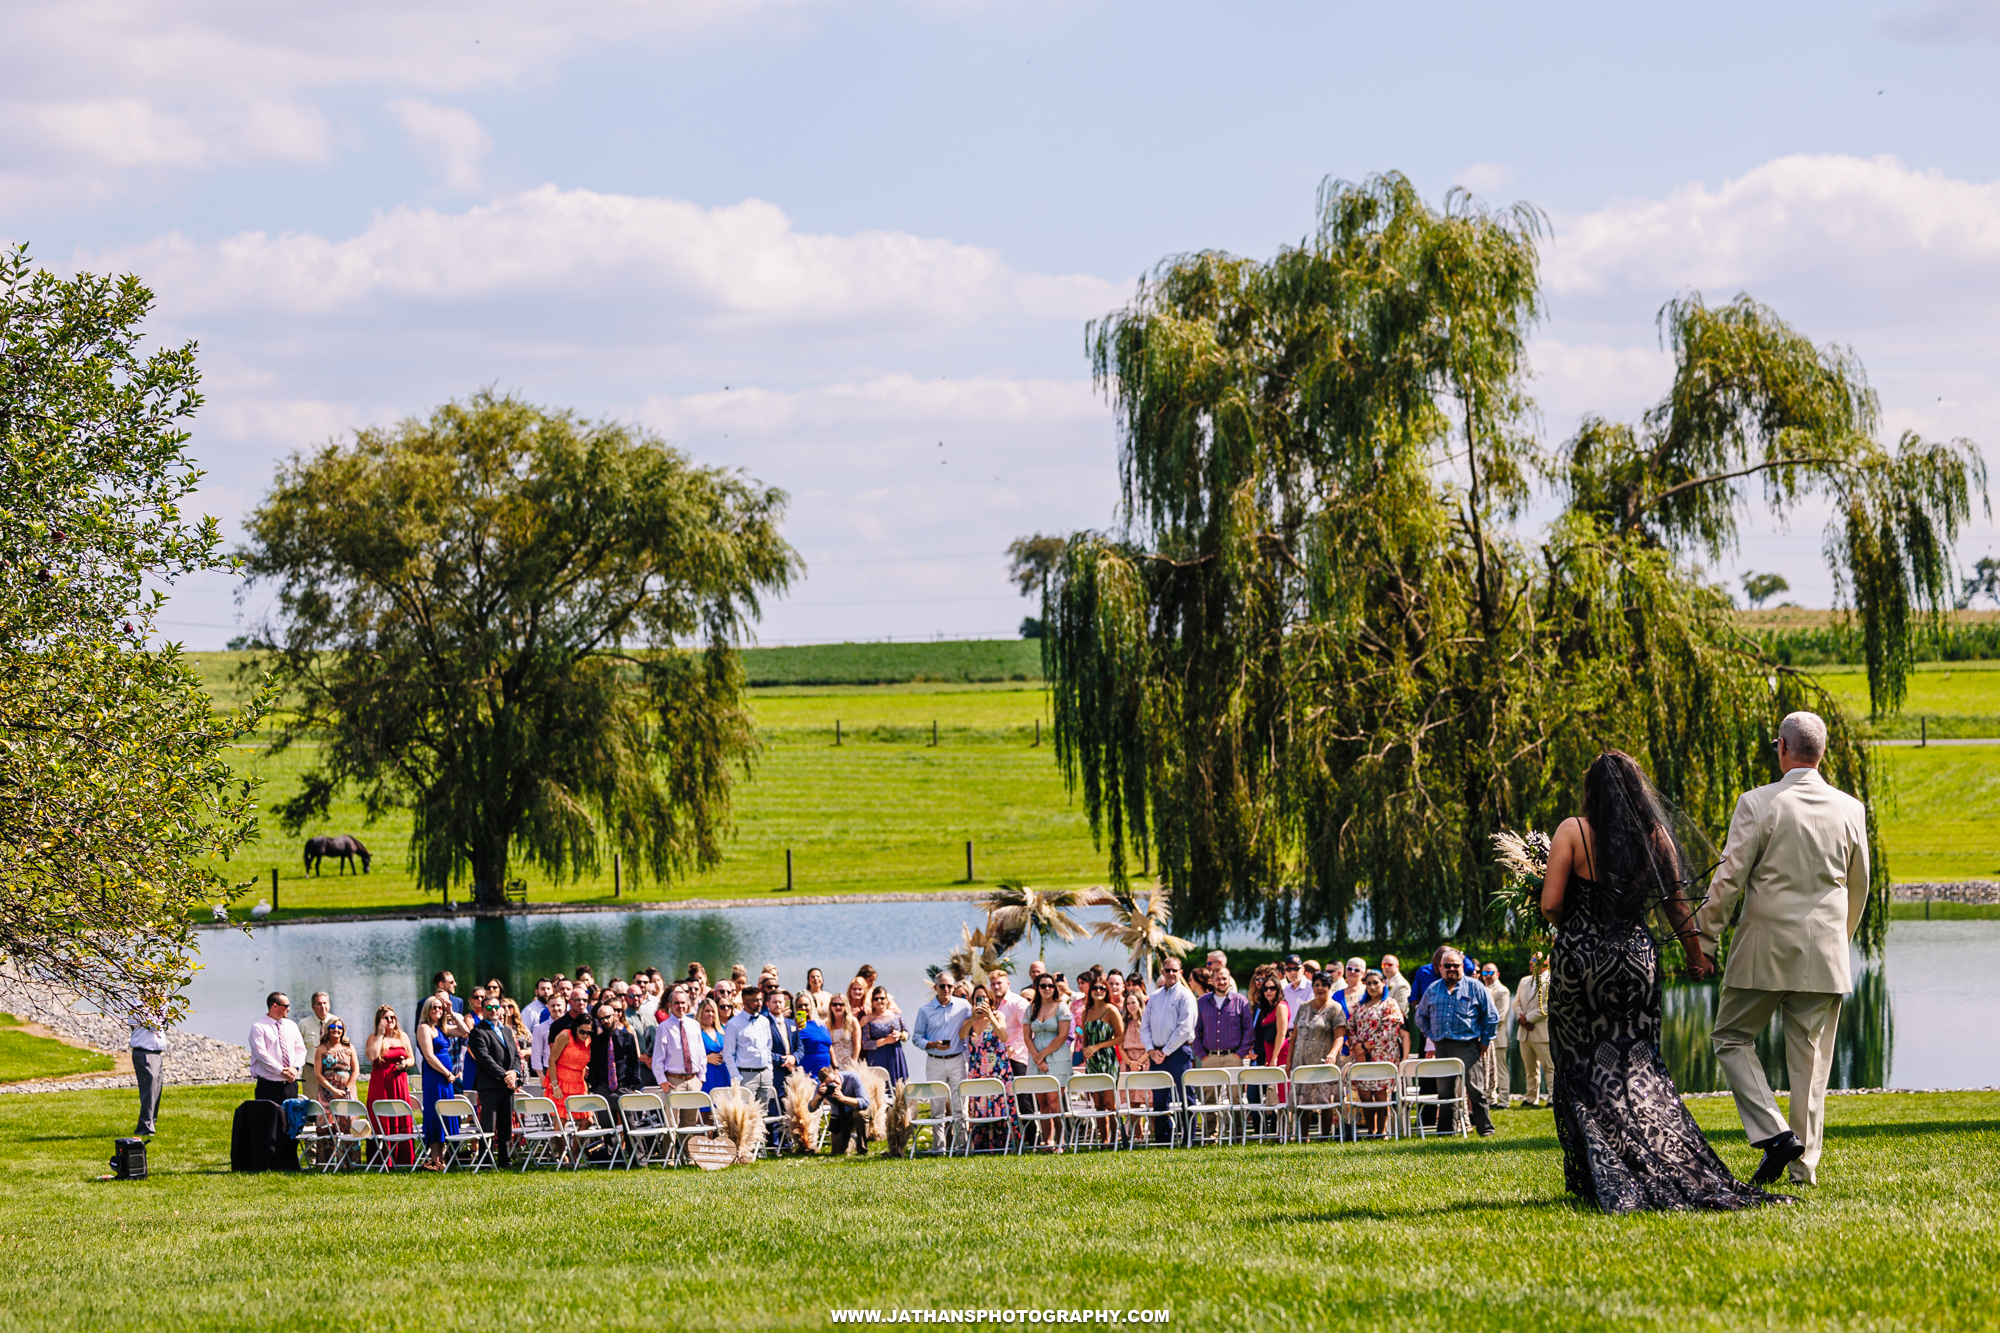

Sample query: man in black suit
[467,996,523,1168]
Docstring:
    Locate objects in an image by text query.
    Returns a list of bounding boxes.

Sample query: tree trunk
[469,840,510,909]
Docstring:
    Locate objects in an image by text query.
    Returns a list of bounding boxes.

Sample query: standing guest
[624,985,658,1078]
[1141,958,1197,1142]
[793,993,835,1081]
[502,1000,532,1068]
[1076,978,1123,1144]
[585,1000,643,1126]
[129,1009,166,1139]
[810,1064,872,1156]
[1414,949,1499,1137]
[1345,970,1407,1136]
[1124,971,1148,1003]
[800,968,834,1025]
[1022,960,1047,996]
[723,986,780,1111]
[531,993,565,1077]
[653,986,707,1124]
[693,996,730,1096]
[1279,956,1313,1027]
[1188,964,1211,998]
[1288,972,1346,1132]
[545,1005,593,1124]
[988,969,1038,1147]
[844,977,871,1027]
[684,962,709,997]
[1479,962,1514,1110]
[468,994,524,1168]
[855,963,880,997]
[1118,989,1148,1107]
[912,975,973,1124]
[1025,973,1072,1149]
[416,994,465,1171]
[1380,955,1411,1008]
[1104,971,1126,1019]
[1244,976,1289,1123]
[959,986,1015,1150]
[825,994,861,1069]
[1301,960,1322,993]
[1514,954,1553,1108]
[861,986,910,1087]
[248,991,307,1103]
[315,1018,357,1109]
[522,978,554,1031]
[1192,966,1253,1078]
[1339,959,1368,1014]
[764,988,799,1088]
[429,970,463,1016]
[364,1005,416,1165]
[728,963,749,988]
[297,992,331,1084]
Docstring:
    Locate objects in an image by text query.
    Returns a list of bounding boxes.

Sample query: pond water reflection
[182,907,1999,1092]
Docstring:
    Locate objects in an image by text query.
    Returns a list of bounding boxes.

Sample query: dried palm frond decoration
[857,1067,890,1144]
[884,1080,916,1158]
[1490,829,1554,942]
[782,1072,821,1154]
[709,1087,767,1163]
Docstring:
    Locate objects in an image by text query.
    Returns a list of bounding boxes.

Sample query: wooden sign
[685,1138,736,1171]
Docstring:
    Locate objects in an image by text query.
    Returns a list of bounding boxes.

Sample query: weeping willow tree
[1047,173,1982,956]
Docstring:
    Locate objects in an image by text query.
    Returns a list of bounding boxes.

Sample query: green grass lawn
[0,1015,114,1083]
[1871,743,2000,881]
[214,682,1115,919]
[2,1085,1994,1331]
[1816,660,2000,735]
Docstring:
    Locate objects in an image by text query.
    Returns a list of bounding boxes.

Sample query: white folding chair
[434,1095,494,1172]
[617,1091,673,1167]
[323,1098,372,1172]
[1286,1064,1343,1143]
[564,1094,623,1167]
[1065,1073,1120,1150]
[1117,1070,1181,1148]
[955,1076,1017,1156]
[1179,1068,1235,1146]
[1010,1074,1067,1153]
[1408,1058,1469,1139]
[512,1095,568,1170]
[1339,1061,1402,1141]
[1236,1066,1289,1144]
[367,1098,422,1172]
[901,1079,955,1157]
[666,1091,716,1165]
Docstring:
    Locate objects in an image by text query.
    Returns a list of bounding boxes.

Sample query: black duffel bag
[230,1100,299,1173]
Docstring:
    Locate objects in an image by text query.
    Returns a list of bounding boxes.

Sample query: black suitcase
[230,1100,299,1173]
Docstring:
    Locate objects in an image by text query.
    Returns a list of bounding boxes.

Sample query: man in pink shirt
[987,970,1039,1146]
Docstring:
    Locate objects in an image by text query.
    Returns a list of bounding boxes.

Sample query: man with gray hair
[1696,709,1869,1188]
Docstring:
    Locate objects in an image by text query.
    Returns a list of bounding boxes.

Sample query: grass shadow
[1273,1195,1586,1225]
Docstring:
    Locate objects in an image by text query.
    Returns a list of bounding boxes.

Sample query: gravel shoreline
[0,973,249,1090]
[1893,882,2000,904]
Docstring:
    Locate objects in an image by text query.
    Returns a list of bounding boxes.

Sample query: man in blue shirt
[1414,948,1500,1137]
[911,975,973,1137]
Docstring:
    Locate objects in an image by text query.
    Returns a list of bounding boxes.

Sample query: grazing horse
[304,834,372,876]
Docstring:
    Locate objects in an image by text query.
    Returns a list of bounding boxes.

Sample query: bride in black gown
[1540,750,1783,1213]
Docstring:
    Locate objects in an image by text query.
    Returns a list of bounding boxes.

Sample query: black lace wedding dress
[1550,872,1781,1214]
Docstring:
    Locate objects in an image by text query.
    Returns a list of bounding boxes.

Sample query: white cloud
[87,186,1126,335]
[1452,162,1513,196]
[0,0,815,212]
[1879,0,2000,41]
[385,99,492,191]
[1544,154,2000,325]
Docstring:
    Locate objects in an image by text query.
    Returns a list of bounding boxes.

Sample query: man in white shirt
[651,986,706,1126]
[911,975,973,1127]
[129,1011,166,1138]
[531,993,564,1076]
[722,986,779,1111]
[1279,955,1314,1024]
[521,978,553,1031]
[1140,958,1198,1143]
[297,992,331,1100]
[247,991,307,1103]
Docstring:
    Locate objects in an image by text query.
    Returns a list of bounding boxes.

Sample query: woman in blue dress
[415,995,466,1171]
[792,994,834,1081]
[861,986,909,1086]
[697,996,731,1094]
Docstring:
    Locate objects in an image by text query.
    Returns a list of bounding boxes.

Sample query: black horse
[304,835,372,876]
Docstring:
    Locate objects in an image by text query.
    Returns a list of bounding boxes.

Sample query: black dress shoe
[1750,1131,1805,1185]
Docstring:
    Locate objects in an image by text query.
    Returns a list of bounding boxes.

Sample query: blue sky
[9,0,2000,645]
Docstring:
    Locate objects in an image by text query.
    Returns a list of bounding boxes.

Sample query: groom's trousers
[1711,986,1841,1185]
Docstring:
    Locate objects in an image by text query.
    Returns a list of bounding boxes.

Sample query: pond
[179,906,2000,1094]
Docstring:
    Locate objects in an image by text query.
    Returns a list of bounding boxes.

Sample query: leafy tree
[242,391,797,907]
[1960,556,2000,609]
[978,879,1090,959]
[1741,572,1790,608]
[0,245,266,1023]
[1018,616,1045,640]
[1006,534,1067,598]
[1046,175,1981,954]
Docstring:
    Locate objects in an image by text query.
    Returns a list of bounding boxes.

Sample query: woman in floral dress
[959,986,1014,1150]
[1343,969,1407,1137]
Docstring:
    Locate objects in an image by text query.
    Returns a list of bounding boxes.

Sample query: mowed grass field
[182,652,2000,918]
[3,1085,1995,1332]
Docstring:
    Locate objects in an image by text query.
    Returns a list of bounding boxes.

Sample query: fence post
[965,840,975,883]
[614,853,621,898]
[272,867,279,913]
[1922,716,1927,747]
[1034,718,1040,747]
[836,719,842,746]
[932,719,938,747]
[786,848,795,892]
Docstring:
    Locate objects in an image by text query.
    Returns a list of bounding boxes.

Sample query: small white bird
[249,901,272,920]
[210,903,229,922]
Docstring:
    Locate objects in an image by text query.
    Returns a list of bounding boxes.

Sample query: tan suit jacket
[1696,767,1869,994]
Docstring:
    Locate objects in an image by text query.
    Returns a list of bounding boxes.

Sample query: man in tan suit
[1695,710,1869,1187]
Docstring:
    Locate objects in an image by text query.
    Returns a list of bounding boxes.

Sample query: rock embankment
[1894,882,2000,905]
[0,973,248,1094]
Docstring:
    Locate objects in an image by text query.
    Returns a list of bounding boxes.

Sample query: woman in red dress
[364,1004,416,1165]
